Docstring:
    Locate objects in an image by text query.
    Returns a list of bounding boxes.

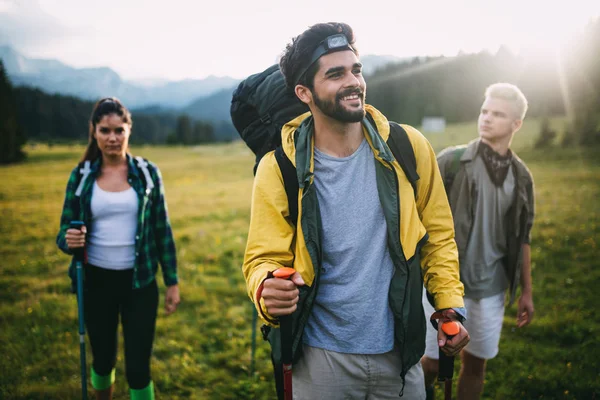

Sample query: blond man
[422,83,535,399]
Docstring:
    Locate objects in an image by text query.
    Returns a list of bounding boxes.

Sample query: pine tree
[0,60,27,164]
[175,115,193,145]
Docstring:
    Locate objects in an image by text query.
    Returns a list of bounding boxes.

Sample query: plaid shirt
[57,154,178,289]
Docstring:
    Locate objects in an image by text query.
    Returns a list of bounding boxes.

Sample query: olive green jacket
[437,139,535,304]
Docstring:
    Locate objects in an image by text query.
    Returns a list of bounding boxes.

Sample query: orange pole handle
[441,320,460,337]
[273,267,296,280]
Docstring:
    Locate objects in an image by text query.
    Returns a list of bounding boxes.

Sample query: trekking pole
[70,221,88,400]
[438,321,460,400]
[273,267,296,400]
[250,308,258,377]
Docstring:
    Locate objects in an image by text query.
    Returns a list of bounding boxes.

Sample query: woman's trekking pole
[438,321,460,400]
[273,267,296,400]
[70,221,88,400]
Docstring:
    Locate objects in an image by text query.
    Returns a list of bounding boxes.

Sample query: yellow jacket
[243,105,464,326]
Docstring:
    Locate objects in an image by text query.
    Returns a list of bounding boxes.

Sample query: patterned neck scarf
[479,141,513,186]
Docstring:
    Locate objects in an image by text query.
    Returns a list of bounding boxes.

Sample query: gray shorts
[292,344,425,400]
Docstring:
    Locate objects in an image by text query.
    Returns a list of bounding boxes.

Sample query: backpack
[230,64,309,174]
[231,64,422,399]
[230,64,421,216]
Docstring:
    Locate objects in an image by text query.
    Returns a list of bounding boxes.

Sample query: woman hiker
[57,97,180,399]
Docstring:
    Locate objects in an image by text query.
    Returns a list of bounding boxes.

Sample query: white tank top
[87,181,139,270]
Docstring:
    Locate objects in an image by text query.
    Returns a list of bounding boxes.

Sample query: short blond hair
[485,83,528,120]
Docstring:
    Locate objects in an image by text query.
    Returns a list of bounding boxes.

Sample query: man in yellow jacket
[243,22,470,399]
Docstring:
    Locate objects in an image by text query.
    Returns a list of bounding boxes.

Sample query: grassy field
[0,117,598,399]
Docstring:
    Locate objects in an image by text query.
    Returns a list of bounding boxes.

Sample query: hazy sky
[1,0,598,82]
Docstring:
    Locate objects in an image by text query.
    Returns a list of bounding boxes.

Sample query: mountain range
[0,46,240,110]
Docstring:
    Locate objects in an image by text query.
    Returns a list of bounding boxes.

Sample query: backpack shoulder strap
[444,147,466,194]
[274,146,299,225]
[71,160,92,222]
[135,156,155,193]
[450,147,466,175]
[387,122,420,197]
[273,122,419,222]
[75,160,92,197]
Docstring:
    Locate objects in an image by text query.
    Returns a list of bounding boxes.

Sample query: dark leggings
[84,264,158,389]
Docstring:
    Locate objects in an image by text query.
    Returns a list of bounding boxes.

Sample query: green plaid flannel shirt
[56,154,178,289]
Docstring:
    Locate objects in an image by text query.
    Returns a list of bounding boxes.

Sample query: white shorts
[422,290,505,360]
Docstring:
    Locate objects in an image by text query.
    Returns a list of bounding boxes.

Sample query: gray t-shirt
[303,138,395,354]
[461,155,515,299]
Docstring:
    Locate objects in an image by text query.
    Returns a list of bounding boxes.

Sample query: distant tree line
[366,18,600,146]
[166,115,215,145]
[11,86,222,146]
[366,49,564,126]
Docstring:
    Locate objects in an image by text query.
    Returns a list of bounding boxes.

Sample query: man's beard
[312,87,366,123]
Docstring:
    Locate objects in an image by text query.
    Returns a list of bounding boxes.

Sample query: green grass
[1,117,598,399]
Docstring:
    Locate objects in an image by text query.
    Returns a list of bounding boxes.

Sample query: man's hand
[517,291,534,327]
[262,272,305,317]
[165,284,180,315]
[438,322,470,356]
[436,309,470,356]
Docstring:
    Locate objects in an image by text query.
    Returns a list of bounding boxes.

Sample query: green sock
[90,366,115,390]
[130,381,155,400]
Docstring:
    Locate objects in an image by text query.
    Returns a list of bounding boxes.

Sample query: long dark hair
[81,97,133,162]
